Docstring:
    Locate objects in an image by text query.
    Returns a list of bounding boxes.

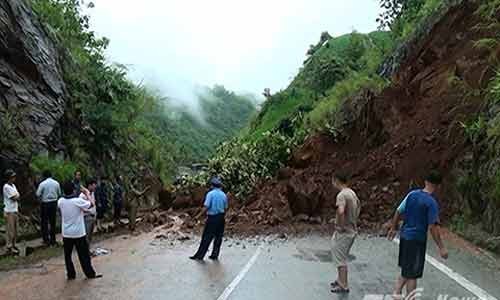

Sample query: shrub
[30,155,79,182]
[307,73,387,130]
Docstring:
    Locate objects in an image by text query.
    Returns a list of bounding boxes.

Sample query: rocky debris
[211,0,498,232]
[171,186,206,209]
[158,188,173,209]
[149,213,198,247]
[92,247,110,256]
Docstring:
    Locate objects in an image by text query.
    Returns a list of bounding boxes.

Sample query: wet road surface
[1,231,499,300]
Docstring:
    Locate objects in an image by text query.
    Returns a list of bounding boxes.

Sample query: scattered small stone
[155,234,167,240]
[424,136,435,143]
[295,214,309,222]
[309,216,322,224]
[178,235,190,241]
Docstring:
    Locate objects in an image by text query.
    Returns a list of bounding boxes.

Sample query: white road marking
[393,238,498,300]
[217,245,263,300]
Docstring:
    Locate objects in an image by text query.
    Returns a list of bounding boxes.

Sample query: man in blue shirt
[388,170,448,299]
[190,177,228,261]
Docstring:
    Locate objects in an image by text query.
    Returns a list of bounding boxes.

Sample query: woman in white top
[3,169,20,254]
[58,180,102,280]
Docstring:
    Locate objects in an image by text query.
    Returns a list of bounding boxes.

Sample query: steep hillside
[235,0,500,246]
[248,30,393,140]
[173,0,500,250]
[175,30,395,197]
[146,85,257,164]
[0,0,256,214]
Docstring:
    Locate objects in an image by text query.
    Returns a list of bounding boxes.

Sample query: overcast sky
[88,0,380,100]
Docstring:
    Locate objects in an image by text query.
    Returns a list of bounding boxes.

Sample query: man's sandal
[331,285,350,293]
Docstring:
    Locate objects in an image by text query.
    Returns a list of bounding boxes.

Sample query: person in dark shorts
[388,170,448,299]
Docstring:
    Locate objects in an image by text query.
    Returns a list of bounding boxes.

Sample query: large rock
[0,0,66,200]
[172,186,207,209]
[285,176,325,217]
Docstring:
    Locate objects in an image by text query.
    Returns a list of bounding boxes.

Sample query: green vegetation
[30,0,173,181]
[176,30,394,197]
[451,1,500,240]
[180,0,489,200]
[28,0,255,183]
[377,0,445,39]
[0,244,62,271]
[250,30,393,142]
[187,131,303,198]
[30,156,79,182]
[0,111,32,157]
[147,85,257,163]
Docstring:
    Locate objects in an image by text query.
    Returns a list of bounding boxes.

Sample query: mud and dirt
[166,1,500,235]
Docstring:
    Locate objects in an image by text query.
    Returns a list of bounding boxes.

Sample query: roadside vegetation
[27,0,256,184]
[179,0,454,198]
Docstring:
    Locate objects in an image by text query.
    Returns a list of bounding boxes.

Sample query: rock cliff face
[0,0,66,197]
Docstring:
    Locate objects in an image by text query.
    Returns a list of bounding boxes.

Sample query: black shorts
[398,238,427,279]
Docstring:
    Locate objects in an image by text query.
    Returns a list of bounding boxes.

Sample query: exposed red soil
[167,2,499,236]
[223,1,499,233]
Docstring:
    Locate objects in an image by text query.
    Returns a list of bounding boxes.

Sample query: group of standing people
[188,171,447,299]
[329,170,448,299]
[3,166,449,293]
[2,169,126,280]
[35,171,125,249]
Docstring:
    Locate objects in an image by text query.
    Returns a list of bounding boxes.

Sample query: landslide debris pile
[245,1,499,230]
[171,1,499,233]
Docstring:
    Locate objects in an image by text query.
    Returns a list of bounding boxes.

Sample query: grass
[247,30,392,142]
[306,73,388,130]
[0,245,62,271]
[248,91,313,141]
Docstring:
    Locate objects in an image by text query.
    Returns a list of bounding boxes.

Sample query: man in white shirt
[36,170,61,246]
[3,169,20,254]
[58,181,102,280]
[79,179,97,251]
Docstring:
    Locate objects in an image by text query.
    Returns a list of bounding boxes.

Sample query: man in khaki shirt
[330,172,361,294]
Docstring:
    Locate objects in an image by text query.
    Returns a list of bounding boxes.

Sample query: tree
[343,31,366,69]
[376,0,425,31]
[262,88,271,99]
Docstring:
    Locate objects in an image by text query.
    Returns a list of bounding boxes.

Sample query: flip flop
[330,281,340,288]
[331,285,350,294]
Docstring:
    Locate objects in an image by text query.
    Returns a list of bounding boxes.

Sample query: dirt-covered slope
[229,0,499,232]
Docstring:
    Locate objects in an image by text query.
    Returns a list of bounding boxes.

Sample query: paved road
[0,230,499,300]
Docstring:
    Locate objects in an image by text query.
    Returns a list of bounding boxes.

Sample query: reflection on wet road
[0,232,499,300]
